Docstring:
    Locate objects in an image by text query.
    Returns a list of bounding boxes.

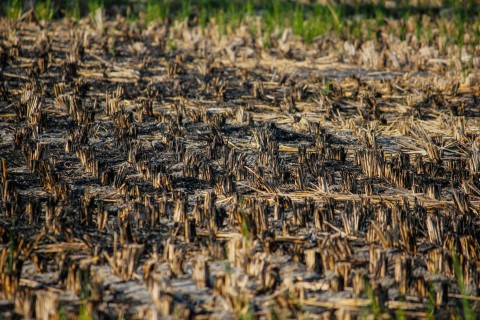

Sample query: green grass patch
[146,0,170,23]
[64,0,80,20]
[4,0,23,20]
[88,0,104,16]
[35,0,57,21]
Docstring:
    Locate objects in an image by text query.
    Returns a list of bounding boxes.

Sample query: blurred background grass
[2,0,480,46]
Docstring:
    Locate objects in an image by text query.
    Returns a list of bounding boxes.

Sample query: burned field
[1,5,480,320]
